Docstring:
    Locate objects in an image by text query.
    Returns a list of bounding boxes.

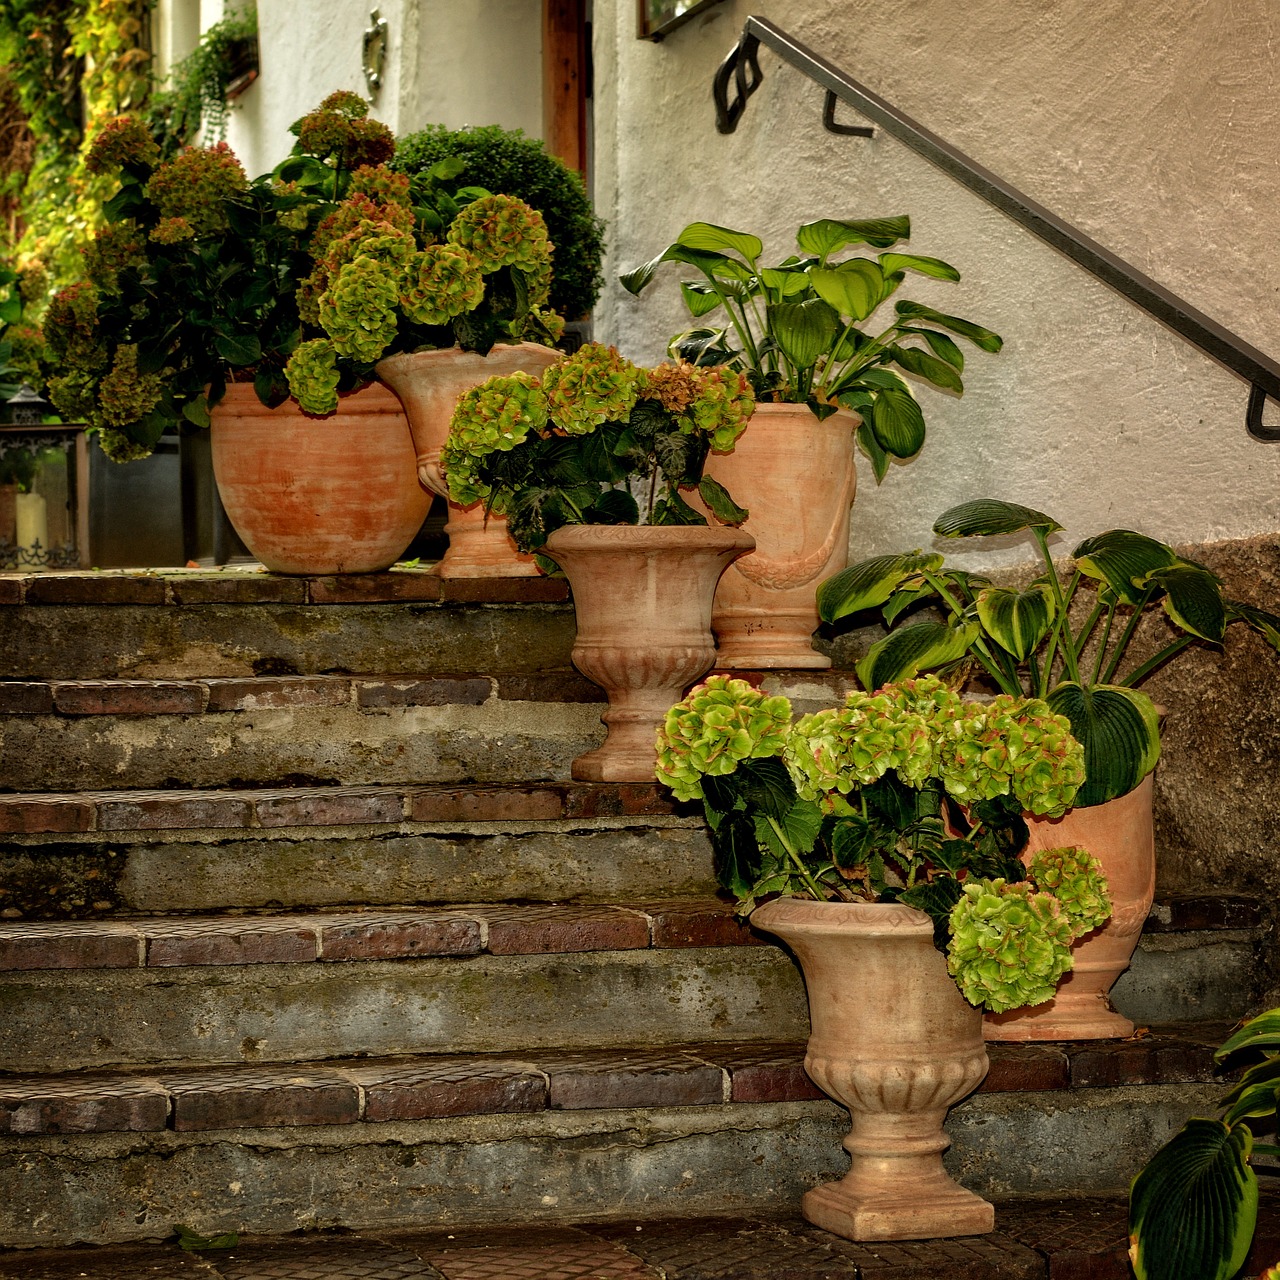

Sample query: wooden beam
[543,0,587,173]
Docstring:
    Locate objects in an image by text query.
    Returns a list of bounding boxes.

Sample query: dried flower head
[85,115,160,175]
[144,143,248,237]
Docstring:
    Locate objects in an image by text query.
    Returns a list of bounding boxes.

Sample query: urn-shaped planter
[751,897,993,1242]
[376,343,561,578]
[210,382,430,575]
[984,771,1155,1041]
[700,403,858,669]
[542,523,755,782]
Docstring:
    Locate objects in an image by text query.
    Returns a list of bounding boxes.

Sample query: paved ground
[4,1195,1277,1280]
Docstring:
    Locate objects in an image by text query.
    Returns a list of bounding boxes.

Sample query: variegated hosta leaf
[1221,1057,1280,1124]
[816,551,944,623]
[1129,1117,1256,1280]
[976,584,1056,660]
[1218,1008,1280,1061]
[1045,683,1160,809]
[1072,529,1177,605]
[1225,599,1280,650]
[855,618,979,692]
[933,498,1062,539]
[1142,564,1226,643]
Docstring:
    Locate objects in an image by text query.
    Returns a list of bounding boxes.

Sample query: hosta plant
[619,216,1002,481]
[439,341,754,556]
[1129,1006,1280,1280]
[817,498,1280,807]
[655,673,1111,1013]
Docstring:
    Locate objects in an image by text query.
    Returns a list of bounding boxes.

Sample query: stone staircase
[0,568,1270,1250]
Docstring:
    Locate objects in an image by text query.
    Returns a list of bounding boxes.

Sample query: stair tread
[0,1024,1237,1135]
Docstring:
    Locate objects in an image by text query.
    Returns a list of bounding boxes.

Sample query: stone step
[0,1027,1241,1248]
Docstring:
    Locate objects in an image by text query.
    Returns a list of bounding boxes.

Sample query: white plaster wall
[592,0,1280,568]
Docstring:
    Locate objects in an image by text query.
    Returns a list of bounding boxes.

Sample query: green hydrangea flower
[400,245,485,326]
[446,193,552,276]
[143,142,248,237]
[947,878,1075,1012]
[1027,845,1111,940]
[318,255,400,363]
[81,221,147,294]
[542,342,642,436]
[284,339,342,416]
[84,114,160,174]
[441,372,549,508]
[98,344,164,431]
[655,675,793,802]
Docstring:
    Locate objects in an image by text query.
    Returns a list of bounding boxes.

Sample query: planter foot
[984,993,1135,1041]
[803,1177,995,1242]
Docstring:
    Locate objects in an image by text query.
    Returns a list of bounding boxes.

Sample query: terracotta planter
[751,898,993,1241]
[376,343,561,578]
[984,771,1156,1041]
[700,403,858,669]
[542,523,754,782]
[210,382,430,575]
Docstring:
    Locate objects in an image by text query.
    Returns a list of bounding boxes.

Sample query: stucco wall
[592,0,1280,569]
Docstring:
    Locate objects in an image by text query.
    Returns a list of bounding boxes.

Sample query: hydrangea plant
[656,673,1111,1014]
[439,342,756,556]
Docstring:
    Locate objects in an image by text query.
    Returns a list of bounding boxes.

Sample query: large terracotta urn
[751,898,993,1241]
[984,772,1156,1041]
[542,523,755,782]
[211,382,430,575]
[376,343,561,578]
[700,403,858,669]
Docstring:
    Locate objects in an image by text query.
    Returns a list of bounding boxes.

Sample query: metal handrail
[712,16,1280,442]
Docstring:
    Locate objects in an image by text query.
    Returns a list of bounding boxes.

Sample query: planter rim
[375,342,556,380]
[745,401,861,426]
[751,896,933,938]
[543,523,756,554]
[213,380,403,419]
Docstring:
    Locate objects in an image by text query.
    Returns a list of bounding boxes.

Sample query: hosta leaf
[976,583,1056,660]
[934,499,1062,539]
[618,243,732,294]
[796,215,909,257]
[870,385,926,458]
[903,327,965,371]
[809,260,884,322]
[1045,682,1160,808]
[768,298,840,370]
[1143,564,1226,643]
[891,344,964,393]
[1072,529,1177,605]
[680,280,723,318]
[855,618,979,691]
[893,301,1003,352]
[878,252,961,282]
[1218,1009,1280,1060]
[1225,599,1280,650]
[1221,1058,1280,1124]
[816,550,944,622]
[854,420,890,482]
[759,267,811,298]
[675,222,763,261]
[1129,1117,1256,1280]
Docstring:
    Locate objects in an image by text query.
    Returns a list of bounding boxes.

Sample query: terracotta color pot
[376,343,561,579]
[751,898,993,1241]
[700,403,858,669]
[211,382,430,576]
[542,523,755,782]
[984,771,1156,1041]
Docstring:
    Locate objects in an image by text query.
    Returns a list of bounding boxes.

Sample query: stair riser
[1,703,606,790]
[0,603,577,680]
[0,823,717,916]
[0,949,807,1071]
[1113,932,1261,1024]
[0,1085,1219,1248]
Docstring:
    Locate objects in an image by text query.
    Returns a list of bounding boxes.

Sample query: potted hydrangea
[655,673,1109,1242]
[441,341,756,780]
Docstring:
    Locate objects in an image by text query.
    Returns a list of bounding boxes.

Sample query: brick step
[0,898,1263,1072]
[0,1029,1240,1249]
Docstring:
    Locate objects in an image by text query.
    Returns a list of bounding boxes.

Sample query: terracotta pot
[699,403,858,669]
[751,898,993,1241]
[542,523,755,782]
[376,343,561,579]
[210,382,430,575]
[984,771,1156,1041]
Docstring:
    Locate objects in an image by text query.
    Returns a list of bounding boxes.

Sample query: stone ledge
[0,1026,1233,1136]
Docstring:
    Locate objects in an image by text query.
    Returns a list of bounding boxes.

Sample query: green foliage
[818,498,1280,807]
[394,124,606,321]
[620,216,1001,480]
[655,673,1110,1012]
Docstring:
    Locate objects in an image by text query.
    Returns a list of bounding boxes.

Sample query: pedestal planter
[543,523,754,782]
[984,772,1155,1041]
[376,344,561,578]
[701,403,858,669]
[750,897,993,1242]
[210,382,430,575]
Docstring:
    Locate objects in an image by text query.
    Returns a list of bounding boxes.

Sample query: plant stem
[920,569,1020,694]
[1119,634,1195,688]
[1035,532,1081,686]
[1090,602,1116,685]
[764,815,829,902]
[1102,585,1156,684]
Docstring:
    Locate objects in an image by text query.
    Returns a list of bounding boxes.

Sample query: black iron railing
[712,16,1280,442]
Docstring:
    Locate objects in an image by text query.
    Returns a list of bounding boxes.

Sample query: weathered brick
[0,922,141,970]
[254,789,406,828]
[1145,893,1263,932]
[168,575,308,605]
[543,1052,723,1109]
[562,783,683,819]
[691,1044,823,1104]
[307,572,442,604]
[0,576,25,604]
[96,792,253,831]
[481,904,650,955]
[0,795,95,834]
[1067,1033,1218,1088]
[53,679,206,716]
[25,575,167,605]
[644,901,763,949]
[407,785,566,823]
[355,676,491,709]
[494,671,605,703]
[348,1059,546,1121]
[0,1078,169,1134]
[317,912,482,961]
[438,577,569,604]
[145,919,317,967]
[201,677,351,712]
[0,681,52,714]
[163,1068,359,1131]
[982,1044,1071,1093]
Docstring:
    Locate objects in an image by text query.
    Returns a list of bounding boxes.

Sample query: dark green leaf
[891,344,964,393]
[976,584,1056,660]
[855,420,890,483]
[708,808,763,899]
[893,301,1003,352]
[1145,564,1227,643]
[768,298,840,370]
[214,333,262,366]
[816,550,944,622]
[796,216,909,257]
[697,475,748,525]
[809,260,884,322]
[181,396,211,429]
[737,756,797,822]
[175,1224,240,1252]
[1072,529,1177,605]
[1218,1009,1280,1061]
[1225,599,1280,650]
[855,618,979,691]
[934,499,1062,539]
[899,875,964,948]
[680,280,723,318]
[587,488,639,525]
[909,328,965,371]
[869,385,926,458]
[878,252,961,281]
[650,490,706,526]
[831,814,879,869]
[1045,682,1160,808]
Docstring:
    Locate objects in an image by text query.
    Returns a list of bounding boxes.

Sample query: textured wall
[593,0,1280,568]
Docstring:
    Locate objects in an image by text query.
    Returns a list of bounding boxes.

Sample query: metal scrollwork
[363,9,389,96]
